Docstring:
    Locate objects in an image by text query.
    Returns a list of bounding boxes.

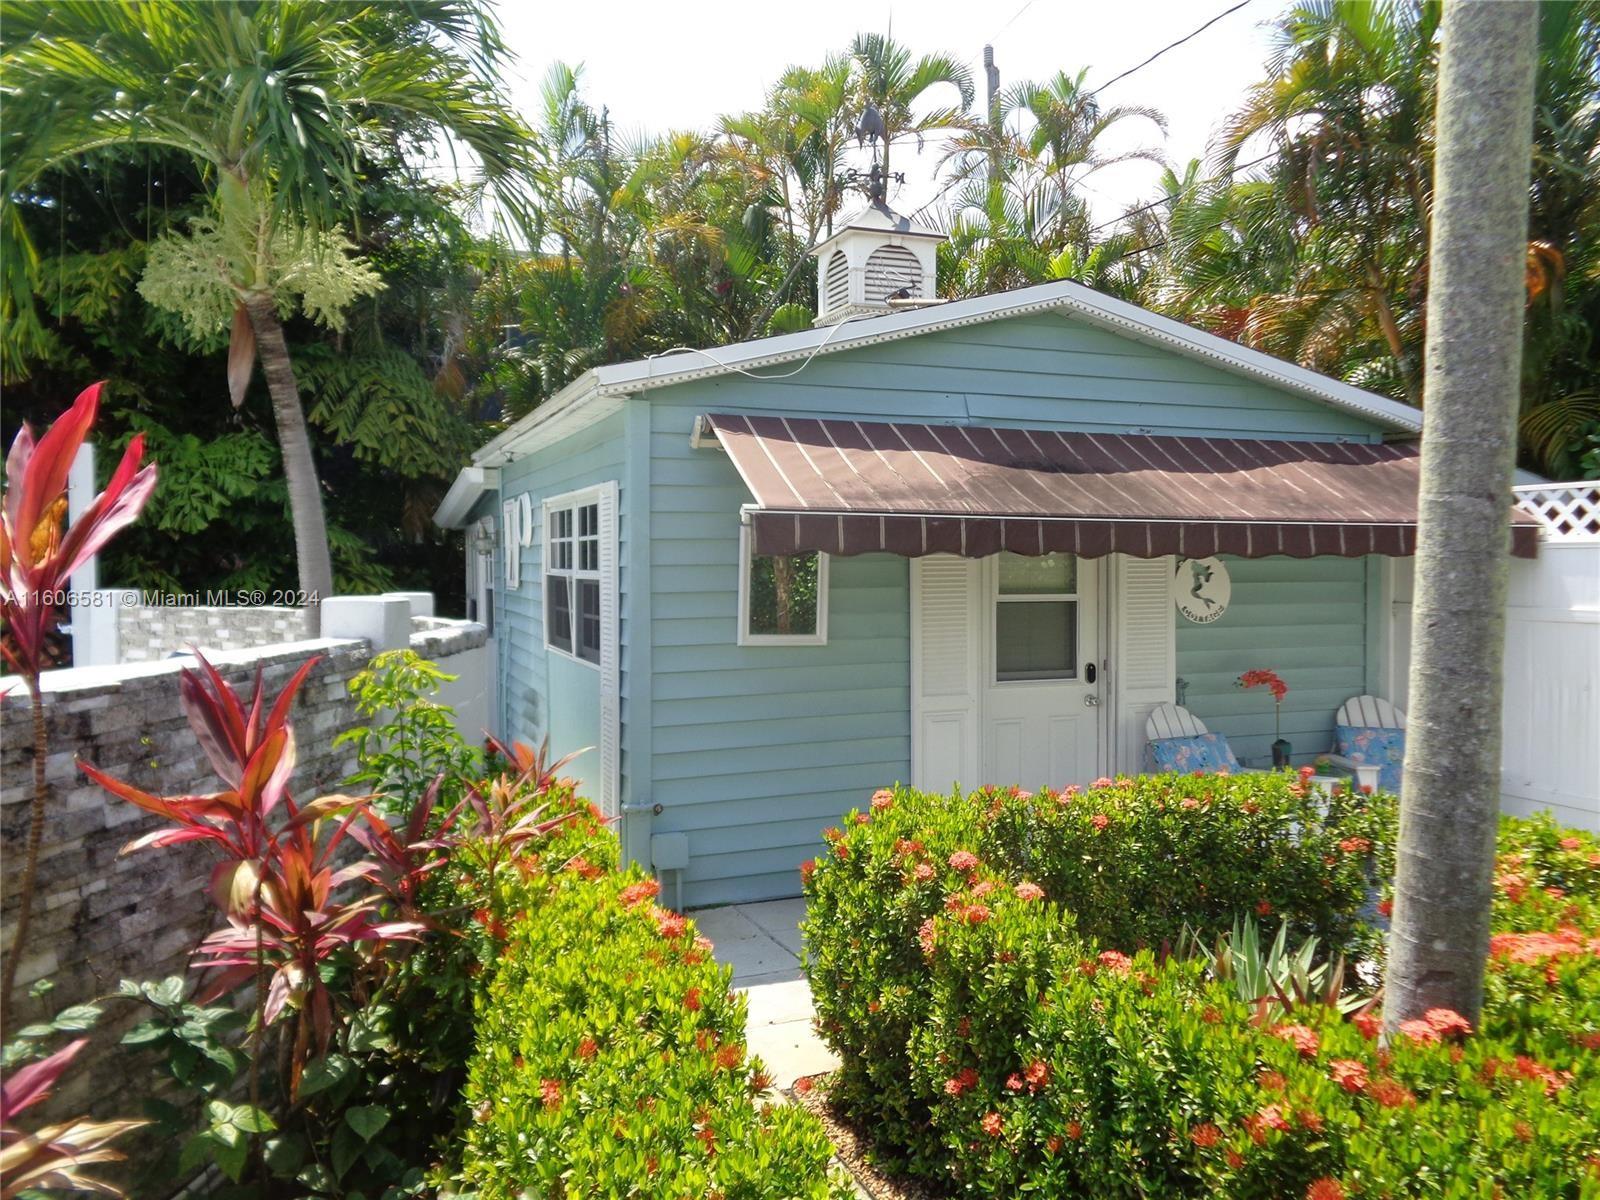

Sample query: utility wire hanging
[907,0,1262,228]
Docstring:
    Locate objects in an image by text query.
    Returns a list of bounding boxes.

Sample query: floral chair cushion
[1145,732,1240,775]
[1333,724,1405,792]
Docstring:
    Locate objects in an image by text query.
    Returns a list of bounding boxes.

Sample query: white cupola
[810,202,947,325]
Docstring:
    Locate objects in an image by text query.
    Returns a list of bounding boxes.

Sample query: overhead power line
[906,0,1263,228]
[1087,1,1255,99]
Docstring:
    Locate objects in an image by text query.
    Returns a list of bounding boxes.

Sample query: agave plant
[1,382,157,1021]
[1181,915,1371,1017]
[0,1039,145,1198]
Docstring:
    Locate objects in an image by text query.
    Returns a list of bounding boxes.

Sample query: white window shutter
[502,499,520,589]
[597,482,620,817]
[911,555,980,792]
[1112,554,1176,773]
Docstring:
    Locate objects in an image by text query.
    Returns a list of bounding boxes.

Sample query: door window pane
[999,552,1077,595]
[996,600,1077,681]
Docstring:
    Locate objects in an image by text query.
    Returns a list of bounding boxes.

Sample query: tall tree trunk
[1,679,50,1025]
[1382,0,1538,1030]
[243,293,334,622]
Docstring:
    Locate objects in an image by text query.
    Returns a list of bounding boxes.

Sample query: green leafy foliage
[457,866,851,1200]
[803,782,1600,1196]
[337,649,483,816]
[800,774,1395,1173]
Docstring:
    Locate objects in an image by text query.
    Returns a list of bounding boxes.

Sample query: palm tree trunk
[1382,0,1538,1031]
[243,293,334,620]
[0,678,50,1025]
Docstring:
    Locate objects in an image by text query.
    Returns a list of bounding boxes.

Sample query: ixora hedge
[458,866,848,1199]
[802,775,1600,1198]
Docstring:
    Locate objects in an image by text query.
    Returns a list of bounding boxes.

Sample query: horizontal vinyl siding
[494,411,627,800]
[643,309,1392,905]
[649,393,909,905]
[1176,556,1376,765]
[666,313,1388,440]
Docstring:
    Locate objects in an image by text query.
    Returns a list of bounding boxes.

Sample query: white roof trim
[433,465,499,529]
[468,280,1422,465]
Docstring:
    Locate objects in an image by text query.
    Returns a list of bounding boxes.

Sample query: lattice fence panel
[1513,482,1600,541]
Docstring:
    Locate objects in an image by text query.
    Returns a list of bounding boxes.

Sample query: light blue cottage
[436,204,1436,908]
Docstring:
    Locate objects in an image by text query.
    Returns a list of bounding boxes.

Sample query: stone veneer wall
[0,617,487,1140]
[115,603,313,663]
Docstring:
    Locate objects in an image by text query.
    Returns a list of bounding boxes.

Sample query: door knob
[1083,694,1100,707]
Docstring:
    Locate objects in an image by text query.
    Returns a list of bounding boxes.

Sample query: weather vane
[838,101,904,205]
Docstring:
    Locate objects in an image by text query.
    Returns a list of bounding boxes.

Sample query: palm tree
[1,0,532,609]
[1384,0,1539,1029]
[1213,0,1442,403]
[847,33,974,190]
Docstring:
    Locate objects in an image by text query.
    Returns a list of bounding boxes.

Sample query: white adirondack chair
[1325,694,1407,792]
[1145,703,1211,742]
[1143,704,1248,773]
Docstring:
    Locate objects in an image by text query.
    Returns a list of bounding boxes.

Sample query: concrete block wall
[0,610,488,1136]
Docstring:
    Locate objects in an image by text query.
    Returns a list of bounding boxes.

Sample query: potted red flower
[1237,668,1291,767]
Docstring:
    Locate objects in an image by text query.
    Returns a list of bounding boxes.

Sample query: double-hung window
[545,498,602,664]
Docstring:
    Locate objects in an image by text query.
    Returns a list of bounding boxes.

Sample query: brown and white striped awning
[703,413,1540,560]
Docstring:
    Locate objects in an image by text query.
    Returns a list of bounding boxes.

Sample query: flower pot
[1272,738,1292,768]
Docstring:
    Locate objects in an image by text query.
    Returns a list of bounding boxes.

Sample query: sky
[489,0,1290,225]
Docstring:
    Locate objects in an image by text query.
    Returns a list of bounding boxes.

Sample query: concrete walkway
[690,898,840,1089]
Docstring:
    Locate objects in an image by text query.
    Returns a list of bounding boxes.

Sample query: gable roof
[468,278,1423,467]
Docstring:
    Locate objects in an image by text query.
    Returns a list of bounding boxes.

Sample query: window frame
[736,522,830,646]
[993,551,1081,685]
[542,490,604,668]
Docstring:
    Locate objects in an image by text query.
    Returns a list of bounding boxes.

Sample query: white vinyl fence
[1390,482,1600,832]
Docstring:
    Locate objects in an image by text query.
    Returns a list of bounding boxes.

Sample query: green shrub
[804,784,1600,1198]
[801,774,1394,1171]
[458,866,851,1199]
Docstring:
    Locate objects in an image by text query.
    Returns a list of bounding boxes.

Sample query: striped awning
[703,413,1541,560]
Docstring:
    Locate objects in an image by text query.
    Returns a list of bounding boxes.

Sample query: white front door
[981,552,1102,789]
[912,552,1104,793]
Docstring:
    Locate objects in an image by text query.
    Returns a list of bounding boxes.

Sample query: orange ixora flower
[1189,1123,1222,1148]
[1015,881,1045,902]
[1423,1008,1473,1038]
[617,879,661,909]
[1306,1179,1346,1200]
[871,789,895,811]
[1329,1059,1369,1094]
[1367,1077,1416,1109]
[948,850,980,873]
[540,1079,563,1109]
[1091,813,1110,831]
[1272,1024,1320,1058]
[980,1111,1005,1137]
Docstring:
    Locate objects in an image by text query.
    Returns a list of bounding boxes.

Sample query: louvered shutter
[911,555,980,791]
[596,482,620,818]
[1112,554,1176,773]
[502,498,520,588]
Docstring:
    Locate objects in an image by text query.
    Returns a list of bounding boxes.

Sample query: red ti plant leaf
[0,1038,145,1199]
[80,650,325,887]
[1,382,157,678]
